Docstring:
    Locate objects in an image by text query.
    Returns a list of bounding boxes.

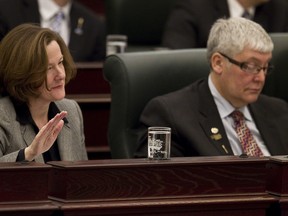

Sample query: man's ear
[211,53,224,74]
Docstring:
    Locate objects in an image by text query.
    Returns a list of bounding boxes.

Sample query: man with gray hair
[135,17,288,157]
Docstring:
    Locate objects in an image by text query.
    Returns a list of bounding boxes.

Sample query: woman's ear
[211,53,224,74]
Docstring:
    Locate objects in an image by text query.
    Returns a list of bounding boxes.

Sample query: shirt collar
[227,0,255,18]
[12,98,68,126]
[38,0,71,21]
[208,75,253,121]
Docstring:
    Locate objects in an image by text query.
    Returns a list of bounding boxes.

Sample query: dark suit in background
[0,0,106,62]
[162,0,288,49]
[135,79,288,157]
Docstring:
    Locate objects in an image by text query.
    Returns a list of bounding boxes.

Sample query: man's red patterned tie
[230,110,263,156]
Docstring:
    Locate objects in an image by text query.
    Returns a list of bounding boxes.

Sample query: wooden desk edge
[66,94,111,103]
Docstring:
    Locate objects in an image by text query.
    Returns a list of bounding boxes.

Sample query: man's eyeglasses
[219,52,274,75]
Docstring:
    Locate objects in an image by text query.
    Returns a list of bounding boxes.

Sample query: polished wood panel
[266,156,288,215]
[53,196,274,216]
[0,162,58,216]
[48,156,269,201]
[66,62,111,159]
[0,162,50,202]
[47,156,277,215]
[267,156,288,196]
[3,156,288,215]
[0,203,58,216]
[79,102,111,159]
[67,62,109,95]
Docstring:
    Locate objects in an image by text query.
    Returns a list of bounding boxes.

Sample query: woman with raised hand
[0,23,88,162]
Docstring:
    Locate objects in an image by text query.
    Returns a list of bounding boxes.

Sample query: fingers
[44,111,67,132]
[47,119,65,143]
[37,111,67,135]
[52,111,67,125]
[58,110,68,119]
[25,111,68,161]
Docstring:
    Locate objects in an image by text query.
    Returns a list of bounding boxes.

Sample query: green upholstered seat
[265,33,288,102]
[103,49,209,158]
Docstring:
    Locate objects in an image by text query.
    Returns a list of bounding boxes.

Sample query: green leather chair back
[265,33,288,102]
[104,49,210,158]
[105,0,176,50]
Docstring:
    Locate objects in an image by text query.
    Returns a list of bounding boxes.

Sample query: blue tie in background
[51,11,64,34]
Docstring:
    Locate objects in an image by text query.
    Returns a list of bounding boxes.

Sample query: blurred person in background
[0,0,106,61]
[162,0,288,49]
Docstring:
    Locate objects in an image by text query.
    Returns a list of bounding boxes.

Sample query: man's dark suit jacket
[162,0,288,49]
[0,0,106,62]
[135,79,288,157]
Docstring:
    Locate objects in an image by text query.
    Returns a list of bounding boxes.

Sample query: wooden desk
[0,162,58,216]
[47,156,277,215]
[3,156,288,215]
[66,62,111,159]
[266,156,288,215]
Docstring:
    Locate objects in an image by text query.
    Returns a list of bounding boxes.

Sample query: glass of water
[148,127,171,160]
[106,34,127,56]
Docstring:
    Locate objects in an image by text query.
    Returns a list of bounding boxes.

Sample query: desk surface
[2,156,288,215]
[49,155,269,167]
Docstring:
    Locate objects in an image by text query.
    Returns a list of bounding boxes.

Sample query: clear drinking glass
[106,34,127,56]
[148,127,171,160]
